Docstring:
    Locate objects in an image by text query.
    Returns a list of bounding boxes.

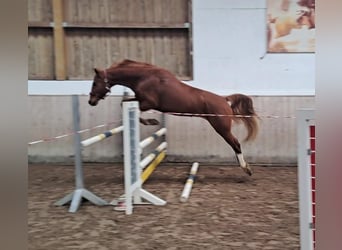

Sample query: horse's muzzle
[88,98,98,106]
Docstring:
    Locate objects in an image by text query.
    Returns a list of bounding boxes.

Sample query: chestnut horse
[88,59,258,176]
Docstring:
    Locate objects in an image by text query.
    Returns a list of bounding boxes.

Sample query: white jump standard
[297,109,315,250]
[122,101,167,215]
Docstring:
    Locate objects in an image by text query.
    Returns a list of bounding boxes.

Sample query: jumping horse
[88,59,259,176]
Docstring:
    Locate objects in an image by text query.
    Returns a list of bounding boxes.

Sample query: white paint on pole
[140,142,167,169]
[81,126,123,147]
[139,128,167,149]
[180,162,199,202]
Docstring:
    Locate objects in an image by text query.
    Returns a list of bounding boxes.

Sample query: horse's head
[88,68,112,106]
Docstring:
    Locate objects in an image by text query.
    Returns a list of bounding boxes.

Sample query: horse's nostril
[88,99,98,106]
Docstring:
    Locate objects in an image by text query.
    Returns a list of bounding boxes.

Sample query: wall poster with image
[267,0,315,53]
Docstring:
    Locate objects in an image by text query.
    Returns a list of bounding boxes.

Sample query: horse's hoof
[146,119,160,125]
[242,165,253,176]
[140,118,160,125]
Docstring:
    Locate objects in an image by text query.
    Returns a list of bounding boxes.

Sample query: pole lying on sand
[180,162,200,202]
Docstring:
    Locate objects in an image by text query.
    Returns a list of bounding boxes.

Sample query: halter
[89,69,112,100]
[103,69,111,92]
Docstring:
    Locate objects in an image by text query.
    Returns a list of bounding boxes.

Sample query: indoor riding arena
[28,1,315,249]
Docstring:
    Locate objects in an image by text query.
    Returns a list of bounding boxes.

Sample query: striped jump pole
[140,141,167,169]
[81,126,123,147]
[140,128,167,148]
[180,162,200,202]
[141,150,166,183]
[112,140,167,205]
[139,129,167,182]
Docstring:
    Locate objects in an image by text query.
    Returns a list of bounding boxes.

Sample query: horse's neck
[107,67,144,90]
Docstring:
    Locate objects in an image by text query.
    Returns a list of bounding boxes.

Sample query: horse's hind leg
[207,117,253,176]
[225,132,253,176]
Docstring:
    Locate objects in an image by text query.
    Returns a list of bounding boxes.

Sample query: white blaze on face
[237,153,247,168]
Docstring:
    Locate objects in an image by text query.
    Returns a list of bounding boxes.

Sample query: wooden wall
[28,0,192,80]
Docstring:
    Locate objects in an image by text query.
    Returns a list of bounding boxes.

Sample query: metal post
[55,95,108,212]
[73,95,84,189]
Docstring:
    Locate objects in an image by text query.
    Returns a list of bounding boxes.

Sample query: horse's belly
[159,91,225,114]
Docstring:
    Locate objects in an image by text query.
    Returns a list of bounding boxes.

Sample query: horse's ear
[94,68,101,75]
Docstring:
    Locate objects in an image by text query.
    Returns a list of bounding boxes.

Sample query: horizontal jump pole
[81,126,123,147]
[141,150,166,183]
[140,142,167,169]
[139,128,167,149]
[180,162,200,202]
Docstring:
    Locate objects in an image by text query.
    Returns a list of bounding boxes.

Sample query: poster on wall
[267,0,315,53]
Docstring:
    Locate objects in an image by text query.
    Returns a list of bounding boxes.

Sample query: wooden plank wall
[64,0,188,25]
[66,29,189,79]
[28,0,192,80]
[28,28,54,79]
[28,0,53,23]
[28,0,54,79]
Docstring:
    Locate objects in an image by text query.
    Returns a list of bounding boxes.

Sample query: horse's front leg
[139,117,159,125]
[139,100,160,126]
[121,97,159,125]
[121,96,138,103]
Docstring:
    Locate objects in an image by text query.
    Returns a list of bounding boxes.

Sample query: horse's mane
[109,59,178,81]
[111,59,154,69]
